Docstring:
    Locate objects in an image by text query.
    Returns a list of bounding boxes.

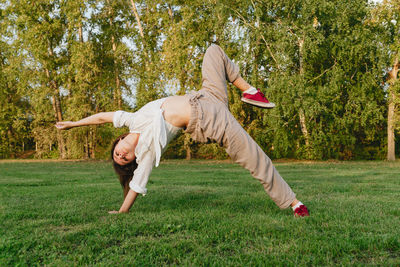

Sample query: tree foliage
[0,0,398,160]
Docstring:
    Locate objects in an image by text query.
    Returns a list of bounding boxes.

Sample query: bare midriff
[161,95,191,128]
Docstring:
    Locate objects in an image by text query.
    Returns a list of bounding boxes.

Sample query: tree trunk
[129,0,149,64]
[89,106,99,159]
[129,1,145,39]
[109,16,122,109]
[167,4,173,19]
[52,97,67,159]
[84,130,89,159]
[46,41,67,159]
[298,37,311,157]
[299,108,312,159]
[8,129,13,158]
[106,1,122,109]
[78,23,83,43]
[387,92,395,161]
[90,126,96,159]
[387,55,398,161]
[47,68,67,159]
[184,133,191,160]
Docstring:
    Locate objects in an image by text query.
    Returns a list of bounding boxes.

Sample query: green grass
[1,160,399,266]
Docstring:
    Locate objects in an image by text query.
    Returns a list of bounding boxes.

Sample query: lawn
[0,160,399,266]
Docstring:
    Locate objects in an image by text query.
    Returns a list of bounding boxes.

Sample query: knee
[206,44,223,56]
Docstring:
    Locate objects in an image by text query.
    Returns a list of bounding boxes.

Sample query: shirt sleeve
[129,149,156,195]
[113,110,136,131]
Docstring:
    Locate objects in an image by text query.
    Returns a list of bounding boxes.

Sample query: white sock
[292,201,303,211]
[243,86,258,95]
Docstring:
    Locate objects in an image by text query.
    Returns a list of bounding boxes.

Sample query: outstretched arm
[108,189,138,214]
[55,112,115,130]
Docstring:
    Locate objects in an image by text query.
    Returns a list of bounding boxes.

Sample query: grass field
[1,160,399,266]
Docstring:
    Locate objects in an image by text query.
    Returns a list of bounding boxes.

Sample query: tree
[4,0,69,158]
[0,27,32,158]
[230,0,386,160]
[0,0,392,161]
[372,0,400,161]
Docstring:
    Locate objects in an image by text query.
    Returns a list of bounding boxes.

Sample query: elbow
[98,113,106,123]
[97,112,114,124]
[97,112,109,123]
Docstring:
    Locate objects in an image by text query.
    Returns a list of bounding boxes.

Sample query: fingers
[55,121,71,130]
[55,123,66,130]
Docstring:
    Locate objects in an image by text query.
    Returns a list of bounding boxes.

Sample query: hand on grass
[108,210,119,214]
[55,121,74,130]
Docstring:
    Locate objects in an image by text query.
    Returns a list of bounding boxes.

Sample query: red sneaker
[241,89,275,108]
[294,205,310,217]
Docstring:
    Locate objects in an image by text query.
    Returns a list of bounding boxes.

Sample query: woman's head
[113,133,136,165]
[111,133,138,198]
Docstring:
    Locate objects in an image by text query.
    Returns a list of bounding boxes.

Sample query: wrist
[119,208,129,213]
[119,210,129,213]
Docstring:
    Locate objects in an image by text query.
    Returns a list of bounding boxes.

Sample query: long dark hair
[111,133,138,199]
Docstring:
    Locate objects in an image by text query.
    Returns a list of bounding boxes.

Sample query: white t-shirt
[113,98,181,195]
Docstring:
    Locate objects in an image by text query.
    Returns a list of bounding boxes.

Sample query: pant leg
[222,111,296,209]
[188,45,295,209]
[201,44,241,106]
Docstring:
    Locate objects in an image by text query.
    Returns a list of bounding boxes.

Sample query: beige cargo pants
[185,44,296,209]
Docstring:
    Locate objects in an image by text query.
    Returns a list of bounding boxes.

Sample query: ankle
[243,86,258,95]
[290,199,299,207]
[232,77,252,91]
